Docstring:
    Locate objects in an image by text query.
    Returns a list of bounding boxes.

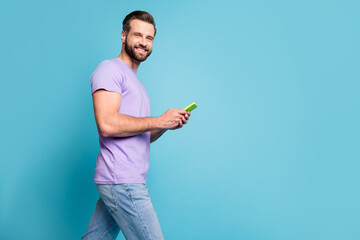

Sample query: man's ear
[121,31,126,43]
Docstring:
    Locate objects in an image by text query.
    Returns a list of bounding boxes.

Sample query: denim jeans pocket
[96,184,118,214]
[125,184,151,201]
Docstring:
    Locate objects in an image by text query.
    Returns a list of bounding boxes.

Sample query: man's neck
[117,51,140,72]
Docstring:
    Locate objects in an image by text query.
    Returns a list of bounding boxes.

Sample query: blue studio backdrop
[1,0,359,239]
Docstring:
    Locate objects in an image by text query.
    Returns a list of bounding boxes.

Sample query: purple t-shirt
[90,58,151,184]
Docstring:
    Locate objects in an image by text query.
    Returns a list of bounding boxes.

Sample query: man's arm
[93,89,189,138]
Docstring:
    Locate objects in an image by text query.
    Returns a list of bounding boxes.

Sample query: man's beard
[124,38,152,62]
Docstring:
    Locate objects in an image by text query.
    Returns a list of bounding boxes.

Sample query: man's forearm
[100,113,161,138]
[150,129,167,143]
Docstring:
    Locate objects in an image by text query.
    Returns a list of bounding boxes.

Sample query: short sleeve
[90,60,123,95]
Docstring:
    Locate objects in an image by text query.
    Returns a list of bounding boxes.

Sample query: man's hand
[159,109,191,130]
[150,109,191,143]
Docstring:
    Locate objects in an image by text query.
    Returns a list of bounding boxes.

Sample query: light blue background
[1,0,359,239]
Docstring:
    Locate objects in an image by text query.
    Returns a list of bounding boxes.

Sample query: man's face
[122,19,155,62]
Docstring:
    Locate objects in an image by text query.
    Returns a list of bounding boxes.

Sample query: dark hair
[123,10,157,36]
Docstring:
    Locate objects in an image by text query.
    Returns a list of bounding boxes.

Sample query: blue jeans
[81,184,164,240]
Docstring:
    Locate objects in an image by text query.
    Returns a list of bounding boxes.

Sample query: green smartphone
[184,102,198,112]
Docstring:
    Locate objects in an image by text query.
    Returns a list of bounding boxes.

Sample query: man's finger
[178,109,187,115]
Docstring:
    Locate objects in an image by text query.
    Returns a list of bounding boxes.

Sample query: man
[81,11,191,240]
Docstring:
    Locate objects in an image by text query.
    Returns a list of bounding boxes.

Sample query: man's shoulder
[96,58,133,75]
[90,59,125,94]
[95,58,118,71]
[91,59,122,83]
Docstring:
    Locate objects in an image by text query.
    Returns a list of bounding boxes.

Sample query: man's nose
[139,37,147,47]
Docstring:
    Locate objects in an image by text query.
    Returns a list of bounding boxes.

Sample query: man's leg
[81,197,120,240]
[96,184,164,240]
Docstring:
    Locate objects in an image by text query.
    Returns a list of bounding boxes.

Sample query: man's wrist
[151,116,163,130]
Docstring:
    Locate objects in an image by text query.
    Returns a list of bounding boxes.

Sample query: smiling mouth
[135,47,147,53]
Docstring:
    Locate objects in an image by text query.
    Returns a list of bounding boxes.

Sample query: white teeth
[137,48,146,52]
